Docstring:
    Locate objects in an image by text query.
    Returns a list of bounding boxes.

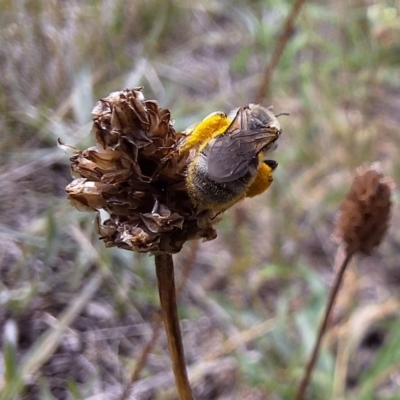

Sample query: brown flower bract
[335,163,393,256]
[65,88,217,254]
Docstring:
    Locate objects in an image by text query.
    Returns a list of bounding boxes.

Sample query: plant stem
[295,251,352,400]
[155,253,194,400]
[255,0,306,103]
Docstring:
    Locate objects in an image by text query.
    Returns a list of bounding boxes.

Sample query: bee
[181,104,282,212]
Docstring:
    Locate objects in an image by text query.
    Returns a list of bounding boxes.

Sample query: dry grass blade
[204,318,276,361]
[333,299,400,398]
[0,273,102,400]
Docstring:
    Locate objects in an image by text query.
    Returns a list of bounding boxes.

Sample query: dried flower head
[335,163,394,256]
[63,88,281,254]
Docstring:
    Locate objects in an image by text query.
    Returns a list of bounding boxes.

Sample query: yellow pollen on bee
[245,158,275,198]
[179,111,231,153]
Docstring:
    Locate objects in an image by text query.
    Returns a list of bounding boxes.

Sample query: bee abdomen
[186,152,255,210]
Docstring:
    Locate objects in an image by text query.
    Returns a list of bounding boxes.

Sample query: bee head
[248,104,281,132]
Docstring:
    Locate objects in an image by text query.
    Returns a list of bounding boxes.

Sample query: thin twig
[155,253,194,400]
[255,0,306,103]
[295,251,352,400]
[176,241,199,298]
[128,319,163,382]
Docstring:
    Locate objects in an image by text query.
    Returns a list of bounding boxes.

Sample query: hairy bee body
[182,104,282,211]
[186,151,259,210]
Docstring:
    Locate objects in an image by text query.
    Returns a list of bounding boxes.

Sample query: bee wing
[207,128,279,183]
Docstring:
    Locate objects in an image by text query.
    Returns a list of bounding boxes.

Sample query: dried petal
[66,87,219,254]
[66,179,109,211]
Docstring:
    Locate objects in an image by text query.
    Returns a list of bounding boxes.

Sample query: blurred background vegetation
[1,0,400,399]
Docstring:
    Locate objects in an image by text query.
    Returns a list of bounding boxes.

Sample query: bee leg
[245,162,276,198]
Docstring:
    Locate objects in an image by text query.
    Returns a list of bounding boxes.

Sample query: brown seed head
[64,88,217,254]
[335,163,394,256]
